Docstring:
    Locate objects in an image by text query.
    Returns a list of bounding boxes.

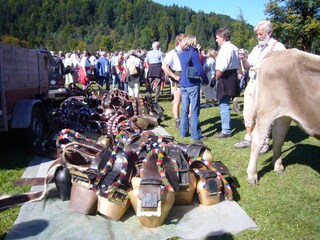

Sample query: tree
[77,41,87,52]
[231,9,256,51]
[100,36,113,51]
[158,16,174,52]
[0,0,257,52]
[140,27,153,50]
[1,35,22,46]
[265,0,320,53]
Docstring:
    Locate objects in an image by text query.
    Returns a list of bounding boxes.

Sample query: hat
[50,51,56,55]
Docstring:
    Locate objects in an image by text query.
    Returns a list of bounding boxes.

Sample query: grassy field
[0,85,319,240]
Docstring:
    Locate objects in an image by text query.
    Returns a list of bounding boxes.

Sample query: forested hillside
[1,0,319,53]
[0,0,256,52]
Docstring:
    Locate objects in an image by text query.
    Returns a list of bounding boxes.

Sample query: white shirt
[248,38,286,69]
[80,57,91,68]
[215,41,240,72]
[145,49,164,64]
[163,48,181,71]
[127,55,141,68]
[89,55,97,66]
[204,57,216,80]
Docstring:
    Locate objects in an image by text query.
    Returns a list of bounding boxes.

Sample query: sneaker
[213,131,232,138]
[175,118,180,129]
[192,136,207,141]
[234,139,251,149]
[259,142,269,155]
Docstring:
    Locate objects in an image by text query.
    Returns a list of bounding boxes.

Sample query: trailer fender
[11,99,44,128]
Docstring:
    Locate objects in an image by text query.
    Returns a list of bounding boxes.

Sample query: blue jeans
[112,74,117,88]
[180,85,202,140]
[218,95,232,134]
[116,73,123,90]
[123,82,128,93]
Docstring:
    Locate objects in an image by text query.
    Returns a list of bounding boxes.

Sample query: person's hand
[201,78,208,86]
[210,78,216,88]
[173,74,180,81]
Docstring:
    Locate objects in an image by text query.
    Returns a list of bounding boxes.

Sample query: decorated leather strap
[114,119,142,147]
[139,96,146,116]
[171,141,208,159]
[61,142,103,168]
[0,159,62,210]
[98,147,137,207]
[116,117,141,135]
[195,169,222,196]
[132,97,138,116]
[164,145,190,191]
[137,153,163,217]
[102,89,121,109]
[61,141,111,190]
[147,149,179,192]
[189,158,233,201]
[102,89,130,110]
[111,114,127,135]
[210,161,239,189]
[56,128,103,149]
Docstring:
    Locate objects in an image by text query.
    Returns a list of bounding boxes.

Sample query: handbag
[186,51,201,80]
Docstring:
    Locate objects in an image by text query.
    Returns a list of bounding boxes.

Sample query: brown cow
[247,48,320,185]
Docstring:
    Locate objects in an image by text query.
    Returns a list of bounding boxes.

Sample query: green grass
[0,85,319,239]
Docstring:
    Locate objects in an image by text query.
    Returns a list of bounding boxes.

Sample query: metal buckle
[107,187,129,207]
[178,171,190,192]
[206,178,220,196]
[200,170,221,196]
[136,184,161,217]
[178,183,190,192]
[70,169,92,189]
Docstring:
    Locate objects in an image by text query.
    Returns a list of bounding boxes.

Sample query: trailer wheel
[26,107,45,145]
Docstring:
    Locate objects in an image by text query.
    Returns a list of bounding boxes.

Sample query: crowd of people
[50,20,285,152]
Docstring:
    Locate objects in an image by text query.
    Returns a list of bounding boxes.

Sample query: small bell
[54,166,72,201]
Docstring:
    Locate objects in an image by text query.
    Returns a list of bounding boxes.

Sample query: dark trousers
[146,77,161,102]
[98,76,110,90]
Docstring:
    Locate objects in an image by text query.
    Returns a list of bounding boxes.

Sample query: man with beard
[234,20,286,153]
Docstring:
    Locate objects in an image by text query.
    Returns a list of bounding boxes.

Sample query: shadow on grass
[258,144,320,180]
[284,125,311,144]
[201,116,245,137]
[0,132,34,170]
[205,234,235,239]
[256,125,320,180]
[201,116,221,136]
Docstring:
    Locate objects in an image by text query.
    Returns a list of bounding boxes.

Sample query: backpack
[127,60,138,76]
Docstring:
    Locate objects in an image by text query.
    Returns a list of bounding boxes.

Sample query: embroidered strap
[189,158,233,200]
[186,50,195,67]
[56,128,102,149]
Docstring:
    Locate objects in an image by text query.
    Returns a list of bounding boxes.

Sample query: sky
[152,0,270,26]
